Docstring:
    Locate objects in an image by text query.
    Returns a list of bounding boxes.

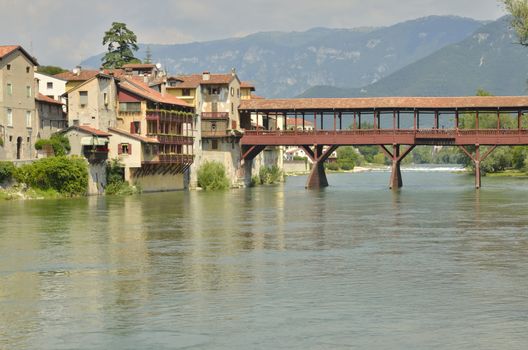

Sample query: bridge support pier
[380,145,415,190]
[458,145,497,189]
[302,145,339,189]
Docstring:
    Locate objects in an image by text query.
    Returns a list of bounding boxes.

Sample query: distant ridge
[299,16,528,98]
[82,16,484,98]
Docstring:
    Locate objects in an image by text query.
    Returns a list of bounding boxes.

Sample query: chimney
[99,66,105,74]
[202,71,210,81]
[144,73,149,83]
[74,65,82,76]
[231,67,236,76]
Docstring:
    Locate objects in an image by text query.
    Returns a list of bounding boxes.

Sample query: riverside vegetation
[0,157,88,200]
[197,161,230,191]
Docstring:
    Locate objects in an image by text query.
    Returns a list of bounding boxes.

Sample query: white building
[34,72,66,103]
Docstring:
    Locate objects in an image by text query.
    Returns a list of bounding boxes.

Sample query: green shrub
[14,156,88,196]
[337,159,355,171]
[0,161,16,183]
[372,153,387,165]
[250,175,260,187]
[106,159,125,185]
[104,159,139,195]
[259,165,283,184]
[197,161,230,191]
[339,162,354,171]
[35,134,71,156]
[326,162,340,171]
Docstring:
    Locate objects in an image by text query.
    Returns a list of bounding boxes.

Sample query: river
[1,169,528,349]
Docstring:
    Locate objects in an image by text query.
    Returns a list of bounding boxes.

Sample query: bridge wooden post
[380,144,415,190]
[458,145,497,189]
[303,145,339,189]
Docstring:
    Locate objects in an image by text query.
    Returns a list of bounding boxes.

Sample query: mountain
[81,16,484,98]
[300,16,528,98]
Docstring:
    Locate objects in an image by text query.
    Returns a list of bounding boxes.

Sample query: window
[237,88,240,98]
[207,86,220,95]
[211,121,216,131]
[130,121,141,134]
[119,102,141,112]
[7,109,13,127]
[79,91,88,106]
[6,64,10,71]
[47,82,53,89]
[230,87,234,96]
[212,139,218,150]
[118,143,131,155]
[26,86,32,98]
[26,66,30,73]
[7,83,12,96]
[26,111,32,128]
[182,88,191,96]
[104,93,108,106]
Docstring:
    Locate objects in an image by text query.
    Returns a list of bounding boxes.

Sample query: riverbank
[487,169,528,177]
[0,185,65,200]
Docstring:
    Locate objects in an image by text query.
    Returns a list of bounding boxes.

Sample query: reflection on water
[1,171,528,349]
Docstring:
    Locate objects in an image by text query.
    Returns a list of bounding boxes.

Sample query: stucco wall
[0,49,37,160]
[67,76,117,131]
[131,170,184,192]
[35,72,66,102]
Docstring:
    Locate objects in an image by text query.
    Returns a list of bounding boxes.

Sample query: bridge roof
[239,96,528,112]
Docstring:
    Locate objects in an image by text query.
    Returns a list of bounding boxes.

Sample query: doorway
[16,137,22,159]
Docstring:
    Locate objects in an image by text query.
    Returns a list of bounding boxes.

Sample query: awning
[81,137,108,146]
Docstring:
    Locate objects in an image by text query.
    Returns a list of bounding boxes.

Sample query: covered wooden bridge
[238,96,528,189]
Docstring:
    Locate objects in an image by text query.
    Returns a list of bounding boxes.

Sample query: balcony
[151,134,194,145]
[146,110,194,122]
[201,112,229,120]
[82,146,109,163]
[142,154,194,165]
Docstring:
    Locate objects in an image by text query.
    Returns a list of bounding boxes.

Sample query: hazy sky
[0,0,507,67]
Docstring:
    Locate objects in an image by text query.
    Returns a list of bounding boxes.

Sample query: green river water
[1,169,527,349]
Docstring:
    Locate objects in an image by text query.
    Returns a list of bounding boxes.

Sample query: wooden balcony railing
[142,154,194,165]
[152,134,194,145]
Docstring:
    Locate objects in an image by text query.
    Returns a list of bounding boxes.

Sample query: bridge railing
[244,129,528,137]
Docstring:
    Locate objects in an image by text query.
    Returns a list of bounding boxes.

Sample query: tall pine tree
[102,22,141,68]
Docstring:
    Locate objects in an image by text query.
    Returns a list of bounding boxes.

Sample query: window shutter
[130,122,136,134]
[128,143,132,155]
[118,143,122,155]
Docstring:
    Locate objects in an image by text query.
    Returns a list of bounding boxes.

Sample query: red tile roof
[168,73,236,88]
[0,45,18,59]
[35,93,63,105]
[54,69,125,82]
[241,81,256,90]
[119,77,190,107]
[108,127,159,144]
[69,125,111,137]
[240,96,528,111]
[122,63,156,70]
[0,45,38,65]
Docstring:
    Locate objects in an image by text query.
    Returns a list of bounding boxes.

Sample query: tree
[102,22,141,68]
[503,0,528,45]
[37,65,67,76]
